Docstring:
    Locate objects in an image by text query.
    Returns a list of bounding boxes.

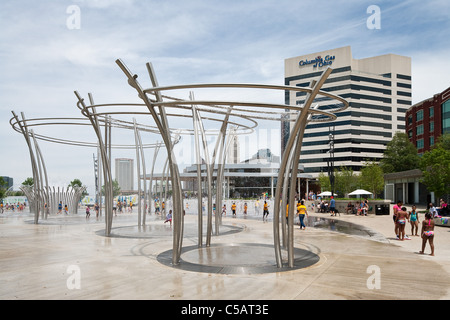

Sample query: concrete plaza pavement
[0,205,449,300]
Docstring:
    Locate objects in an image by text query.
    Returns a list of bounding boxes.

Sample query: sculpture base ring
[157,243,320,274]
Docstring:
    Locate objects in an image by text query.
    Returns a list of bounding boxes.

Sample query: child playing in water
[419,212,435,256]
[395,206,409,241]
[408,205,419,236]
[164,210,172,227]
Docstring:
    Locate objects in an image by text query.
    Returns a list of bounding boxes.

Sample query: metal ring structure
[74,92,259,242]
[10,115,164,148]
[9,111,167,227]
[78,102,258,136]
[115,59,348,267]
[10,59,347,269]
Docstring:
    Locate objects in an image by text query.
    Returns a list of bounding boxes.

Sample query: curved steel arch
[115,59,348,267]
[9,110,165,228]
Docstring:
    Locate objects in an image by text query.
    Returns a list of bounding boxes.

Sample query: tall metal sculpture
[11,112,47,223]
[113,60,347,267]
[11,59,348,269]
[10,110,163,232]
[273,72,331,268]
[116,60,185,265]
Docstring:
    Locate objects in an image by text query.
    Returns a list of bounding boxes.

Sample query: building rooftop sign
[299,55,335,69]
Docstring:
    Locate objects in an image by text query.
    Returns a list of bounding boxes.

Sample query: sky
[1,0,449,195]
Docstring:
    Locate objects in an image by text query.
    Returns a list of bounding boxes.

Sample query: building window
[444,118,450,134]
[430,136,435,147]
[408,130,412,138]
[430,121,434,132]
[430,106,434,117]
[416,124,424,136]
[443,100,450,134]
[408,114,413,125]
[417,139,424,149]
[416,109,423,121]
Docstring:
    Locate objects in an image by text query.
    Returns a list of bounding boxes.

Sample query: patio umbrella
[318,191,337,197]
[348,189,373,196]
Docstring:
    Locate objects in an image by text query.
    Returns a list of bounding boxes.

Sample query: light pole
[327,126,335,197]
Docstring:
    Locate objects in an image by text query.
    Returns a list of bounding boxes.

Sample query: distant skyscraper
[1,176,13,189]
[227,135,240,164]
[115,158,134,191]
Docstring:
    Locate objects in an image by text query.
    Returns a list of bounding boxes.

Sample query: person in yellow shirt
[263,201,269,221]
[286,203,289,223]
[231,202,237,216]
[297,200,308,230]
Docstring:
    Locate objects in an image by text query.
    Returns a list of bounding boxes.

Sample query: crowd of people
[0,202,27,213]
[344,200,370,216]
[392,199,440,256]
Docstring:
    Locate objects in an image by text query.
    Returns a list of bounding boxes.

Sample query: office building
[227,135,240,164]
[284,46,411,177]
[406,86,450,154]
[1,176,13,189]
[115,158,134,192]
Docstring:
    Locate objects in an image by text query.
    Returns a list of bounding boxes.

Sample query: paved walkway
[0,206,449,300]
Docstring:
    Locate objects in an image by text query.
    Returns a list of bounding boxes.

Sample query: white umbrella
[318,191,337,197]
[348,189,373,196]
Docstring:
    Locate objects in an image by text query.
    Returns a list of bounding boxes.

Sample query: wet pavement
[1,205,449,300]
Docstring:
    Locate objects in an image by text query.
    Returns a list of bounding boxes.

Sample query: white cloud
[412,50,450,105]
[73,0,135,9]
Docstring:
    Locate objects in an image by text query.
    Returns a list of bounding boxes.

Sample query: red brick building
[406,86,450,154]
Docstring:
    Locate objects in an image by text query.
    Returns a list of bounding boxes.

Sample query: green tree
[380,132,420,173]
[360,161,385,198]
[420,134,450,199]
[335,166,359,196]
[102,179,121,197]
[0,177,7,201]
[22,177,34,186]
[318,171,330,192]
[69,179,88,198]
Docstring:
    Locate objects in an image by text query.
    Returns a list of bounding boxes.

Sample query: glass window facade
[443,99,450,134]
[416,124,424,135]
[417,139,424,149]
[416,109,423,121]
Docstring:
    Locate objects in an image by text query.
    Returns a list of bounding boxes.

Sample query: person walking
[393,200,402,239]
[419,212,435,256]
[94,202,99,219]
[408,205,419,236]
[297,200,308,230]
[329,196,336,216]
[231,202,237,216]
[85,205,90,219]
[263,201,269,221]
